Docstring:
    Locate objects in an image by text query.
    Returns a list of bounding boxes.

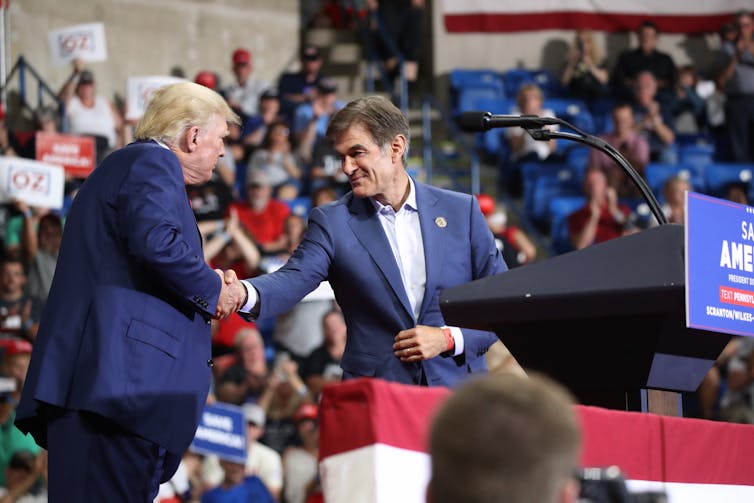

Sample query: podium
[440,224,732,415]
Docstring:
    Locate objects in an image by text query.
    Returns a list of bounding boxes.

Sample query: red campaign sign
[35,131,95,178]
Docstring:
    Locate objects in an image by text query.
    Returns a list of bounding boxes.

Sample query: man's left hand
[393,325,447,362]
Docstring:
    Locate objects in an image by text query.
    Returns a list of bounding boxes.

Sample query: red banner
[35,131,95,178]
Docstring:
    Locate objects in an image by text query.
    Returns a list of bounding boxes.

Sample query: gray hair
[326,95,410,165]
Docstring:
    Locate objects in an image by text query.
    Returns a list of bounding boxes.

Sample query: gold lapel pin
[435,217,447,228]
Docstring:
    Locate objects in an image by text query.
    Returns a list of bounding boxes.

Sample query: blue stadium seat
[565,146,590,182]
[457,85,506,115]
[544,98,594,133]
[450,68,505,93]
[644,162,706,203]
[522,162,582,228]
[588,97,616,135]
[675,132,715,148]
[531,69,566,98]
[503,68,564,99]
[472,97,516,159]
[503,68,536,98]
[679,143,715,174]
[543,98,588,116]
[449,68,506,116]
[285,196,312,218]
[703,162,754,198]
[474,97,516,115]
[548,196,586,255]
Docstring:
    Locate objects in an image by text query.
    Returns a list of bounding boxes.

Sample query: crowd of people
[0,19,502,498]
[557,13,754,426]
[497,14,754,253]
[0,7,750,503]
[0,38,356,503]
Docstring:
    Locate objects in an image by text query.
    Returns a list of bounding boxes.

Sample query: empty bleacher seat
[675,132,715,148]
[450,68,505,93]
[548,196,586,255]
[565,146,591,181]
[522,162,582,229]
[544,98,594,133]
[679,143,715,173]
[503,68,564,99]
[457,86,506,116]
[644,162,706,202]
[473,97,516,159]
[703,162,754,198]
[588,97,616,134]
[285,196,312,218]
[503,68,536,98]
[449,68,506,116]
[531,69,566,98]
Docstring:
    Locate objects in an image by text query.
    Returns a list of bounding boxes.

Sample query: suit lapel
[415,182,446,320]
[347,195,415,321]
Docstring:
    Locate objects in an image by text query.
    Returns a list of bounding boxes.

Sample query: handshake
[214,269,247,319]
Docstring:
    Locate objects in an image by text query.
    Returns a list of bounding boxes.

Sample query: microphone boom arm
[524,120,668,226]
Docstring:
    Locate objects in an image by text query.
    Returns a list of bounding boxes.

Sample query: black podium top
[440,224,731,406]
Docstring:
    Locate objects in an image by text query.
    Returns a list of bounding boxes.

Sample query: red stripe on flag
[318,378,450,460]
[320,378,754,486]
[662,415,754,486]
[444,12,733,34]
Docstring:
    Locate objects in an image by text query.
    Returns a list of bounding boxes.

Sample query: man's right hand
[214,269,245,319]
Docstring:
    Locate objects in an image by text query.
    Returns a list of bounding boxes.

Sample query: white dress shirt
[240,176,464,355]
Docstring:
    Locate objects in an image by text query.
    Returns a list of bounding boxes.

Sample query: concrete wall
[4,0,299,114]
[2,0,730,115]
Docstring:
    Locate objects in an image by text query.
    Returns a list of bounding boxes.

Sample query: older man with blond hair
[16,82,246,502]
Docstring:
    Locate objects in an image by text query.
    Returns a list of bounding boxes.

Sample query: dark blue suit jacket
[16,141,221,457]
[250,180,507,387]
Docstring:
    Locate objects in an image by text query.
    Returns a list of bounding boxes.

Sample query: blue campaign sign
[687,191,754,337]
[190,402,247,464]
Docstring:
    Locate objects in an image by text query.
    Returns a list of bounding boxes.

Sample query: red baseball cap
[1,339,32,357]
[195,71,217,90]
[293,403,318,422]
[476,193,496,216]
[232,48,251,65]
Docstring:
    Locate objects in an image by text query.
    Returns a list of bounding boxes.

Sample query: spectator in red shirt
[568,166,632,250]
[230,170,291,255]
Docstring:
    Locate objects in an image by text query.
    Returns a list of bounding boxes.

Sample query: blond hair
[134,81,239,146]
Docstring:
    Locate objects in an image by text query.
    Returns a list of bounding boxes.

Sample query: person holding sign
[58,58,124,165]
[15,81,247,501]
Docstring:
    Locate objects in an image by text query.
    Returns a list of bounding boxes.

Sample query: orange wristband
[442,327,454,352]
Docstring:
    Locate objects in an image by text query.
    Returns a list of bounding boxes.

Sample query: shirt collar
[371,175,418,214]
[153,139,170,150]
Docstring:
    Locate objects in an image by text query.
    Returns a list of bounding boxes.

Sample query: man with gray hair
[229,95,506,388]
[15,81,247,501]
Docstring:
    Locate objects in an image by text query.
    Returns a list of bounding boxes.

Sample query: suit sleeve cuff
[240,280,259,314]
[444,325,464,356]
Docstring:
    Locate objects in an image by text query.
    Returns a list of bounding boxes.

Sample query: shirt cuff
[240,280,259,313]
[444,325,464,356]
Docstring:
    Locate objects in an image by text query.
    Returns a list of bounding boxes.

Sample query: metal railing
[2,55,63,121]
[342,1,408,113]
[419,94,480,195]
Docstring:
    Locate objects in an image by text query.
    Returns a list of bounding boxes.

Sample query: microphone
[459,111,561,132]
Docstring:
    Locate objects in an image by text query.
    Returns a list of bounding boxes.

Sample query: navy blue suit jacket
[16,141,221,456]
[250,180,507,387]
